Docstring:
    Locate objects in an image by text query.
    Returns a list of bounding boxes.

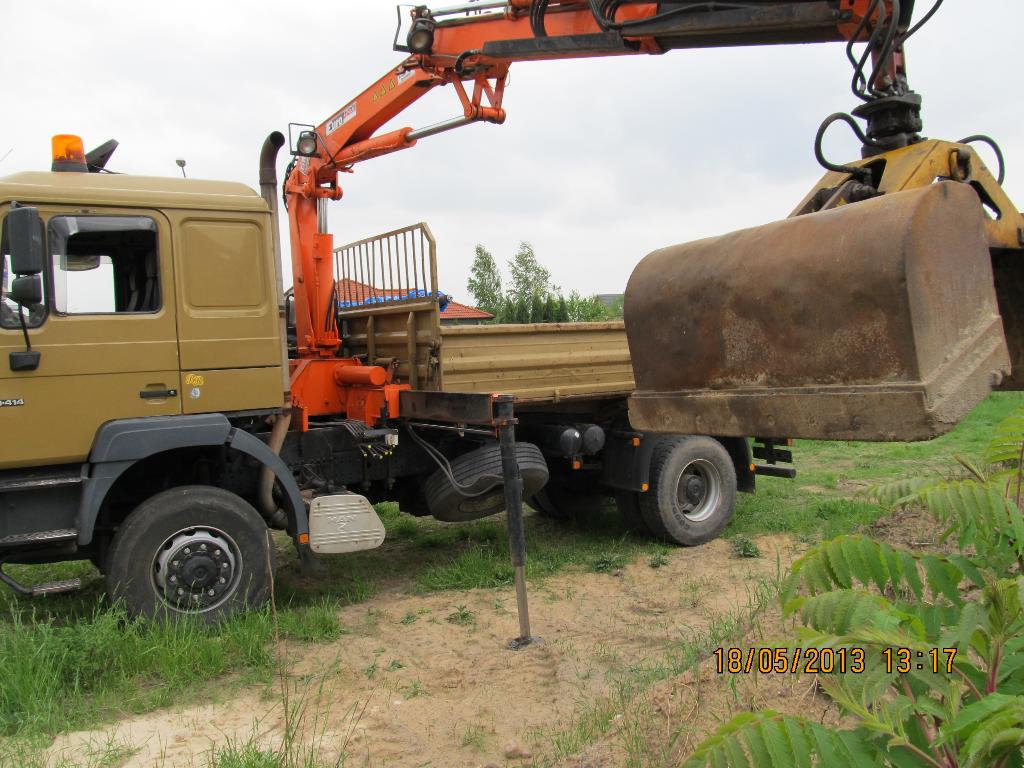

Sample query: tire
[639,436,737,546]
[425,442,549,523]
[106,486,272,623]
[614,490,650,534]
[532,477,605,521]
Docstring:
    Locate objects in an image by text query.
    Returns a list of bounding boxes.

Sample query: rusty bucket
[625,182,1012,441]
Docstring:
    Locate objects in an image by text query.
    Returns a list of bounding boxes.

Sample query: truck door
[0,207,181,469]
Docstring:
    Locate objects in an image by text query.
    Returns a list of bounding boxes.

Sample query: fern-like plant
[685,406,1024,768]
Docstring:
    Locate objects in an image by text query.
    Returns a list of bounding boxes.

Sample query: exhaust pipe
[257,132,292,529]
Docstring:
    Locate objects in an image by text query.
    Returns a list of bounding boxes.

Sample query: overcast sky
[2,1,1020,305]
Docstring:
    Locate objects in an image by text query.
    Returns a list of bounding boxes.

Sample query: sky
[1,1,1020,306]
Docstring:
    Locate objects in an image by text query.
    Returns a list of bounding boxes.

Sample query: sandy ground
[46,535,810,768]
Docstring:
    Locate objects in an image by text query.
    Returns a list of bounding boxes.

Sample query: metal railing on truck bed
[335,223,634,403]
[335,223,442,390]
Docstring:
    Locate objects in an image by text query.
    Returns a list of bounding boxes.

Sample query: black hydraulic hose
[404,425,500,498]
[901,0,944,42]
[530,0,550,37]
[814,113,882,181]
[867,0,901,97]
[959,135,1006,185]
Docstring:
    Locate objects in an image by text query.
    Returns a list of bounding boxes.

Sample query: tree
[605,295,625,319]
[513,296,530,324]
[508,242,556,303]
[495,296,515,324]
[543,294,557,324]
[466,244,503,315]
[564,291,610,322]
[530,293,545,324]
[556,295,570,323]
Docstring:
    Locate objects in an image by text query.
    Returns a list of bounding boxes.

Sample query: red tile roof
[337,278,404,304]
[441,300,494,320]
[337,279,493,320]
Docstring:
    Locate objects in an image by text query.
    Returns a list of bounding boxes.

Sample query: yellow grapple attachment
[626,180,1019,442]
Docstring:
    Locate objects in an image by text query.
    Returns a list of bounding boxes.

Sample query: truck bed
[334,224,634,406]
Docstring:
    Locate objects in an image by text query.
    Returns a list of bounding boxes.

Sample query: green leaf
[781,718,813,768]
[922,556,965,605]
[898,550,924,600]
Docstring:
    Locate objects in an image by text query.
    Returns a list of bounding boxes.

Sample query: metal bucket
[625,182,1012,441]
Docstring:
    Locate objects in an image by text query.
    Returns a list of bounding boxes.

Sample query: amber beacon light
[51,134,88,172]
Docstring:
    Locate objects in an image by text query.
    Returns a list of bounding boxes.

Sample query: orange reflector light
[631,437,641,447]
[572,459,582,470]
[51,134,87,172]
[749,463,756,472]
[641,482,649,492]
[298,533,310,545]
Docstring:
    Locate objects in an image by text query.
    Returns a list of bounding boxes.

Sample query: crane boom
[282,1,1024,444]
[286,1,910,362]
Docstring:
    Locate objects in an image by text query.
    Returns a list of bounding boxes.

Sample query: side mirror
[8,207,44,275]
[9,274,42,307]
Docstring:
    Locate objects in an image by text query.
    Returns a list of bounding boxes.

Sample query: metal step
[0,529,78,548]
[31,578,82,597]
[0,562,82,597]
[0,467,83,493]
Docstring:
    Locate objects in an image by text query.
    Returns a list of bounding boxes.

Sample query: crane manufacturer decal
[326,103,358,135]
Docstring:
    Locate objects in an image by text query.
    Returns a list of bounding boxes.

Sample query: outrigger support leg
[496,395,540,650]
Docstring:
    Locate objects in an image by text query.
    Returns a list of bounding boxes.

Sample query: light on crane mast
[295,131,319,157]
[407,16,435,54]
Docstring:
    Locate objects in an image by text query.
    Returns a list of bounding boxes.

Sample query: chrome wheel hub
[674,459,722,523]
[153,527,239,612]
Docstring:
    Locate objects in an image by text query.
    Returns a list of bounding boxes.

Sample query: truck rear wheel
[531,477,605,521]
[106,486,272,622]
[614,490,650,533]
[640,437,736,546]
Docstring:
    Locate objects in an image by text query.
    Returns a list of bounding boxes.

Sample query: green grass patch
[725,392,1024,542]
[0,596,344,741]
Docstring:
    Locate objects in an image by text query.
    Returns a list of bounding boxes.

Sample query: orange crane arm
[284,0,910,390]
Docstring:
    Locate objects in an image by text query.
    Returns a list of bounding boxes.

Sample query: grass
[3,393,1021,760]
[446,604,476,626]
[730,535,761,558]
[0,596,345,748]
[725,392,1024,543]
[535,571,783,763]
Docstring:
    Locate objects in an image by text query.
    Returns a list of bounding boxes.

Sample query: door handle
[139,389,177,399]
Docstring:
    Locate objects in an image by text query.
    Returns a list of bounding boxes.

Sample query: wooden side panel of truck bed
[439,321,635,403]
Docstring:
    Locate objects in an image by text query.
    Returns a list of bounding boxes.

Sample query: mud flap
[625,182,1012,441]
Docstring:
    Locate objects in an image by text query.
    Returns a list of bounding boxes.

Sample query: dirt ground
[46,534,831,767]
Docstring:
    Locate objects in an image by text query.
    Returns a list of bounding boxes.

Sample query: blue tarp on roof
[339,289,449,312]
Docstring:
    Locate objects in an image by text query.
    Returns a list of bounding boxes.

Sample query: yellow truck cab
[1,170,284,467]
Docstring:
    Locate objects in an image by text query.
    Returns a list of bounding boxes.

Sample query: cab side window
[49,216,159,315]
[1,215,47,330]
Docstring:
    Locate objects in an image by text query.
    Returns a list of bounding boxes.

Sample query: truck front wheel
[640,437,737,546]
[106,486,272,622]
